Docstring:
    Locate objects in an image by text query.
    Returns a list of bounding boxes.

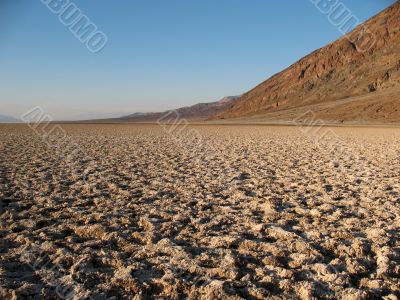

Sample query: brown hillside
[213,2,400,122]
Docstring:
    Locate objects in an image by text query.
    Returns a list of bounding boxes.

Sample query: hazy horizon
[1,0,395,120]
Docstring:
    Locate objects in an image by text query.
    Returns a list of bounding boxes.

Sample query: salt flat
[0,124,399,299]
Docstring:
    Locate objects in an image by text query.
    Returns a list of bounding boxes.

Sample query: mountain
[84,96,239,123]
[212,2,400,124]
[0,115,19,123]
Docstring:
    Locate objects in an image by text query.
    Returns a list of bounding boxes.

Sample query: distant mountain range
[211,2,400,123]
[0,115,19,123]
[82,2,400,125]
[84,96,239,123]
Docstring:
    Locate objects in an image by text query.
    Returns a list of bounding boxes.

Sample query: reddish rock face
[213,3,400,123]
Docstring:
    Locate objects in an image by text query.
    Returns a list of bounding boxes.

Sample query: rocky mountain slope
[213,2,400,123]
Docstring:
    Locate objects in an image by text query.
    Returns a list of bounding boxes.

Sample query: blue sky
[0,0,395,120]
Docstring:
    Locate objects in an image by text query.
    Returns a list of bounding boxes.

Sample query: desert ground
[0,124,399,299]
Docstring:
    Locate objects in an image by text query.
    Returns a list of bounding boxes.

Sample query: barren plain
[0,124,399,299]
